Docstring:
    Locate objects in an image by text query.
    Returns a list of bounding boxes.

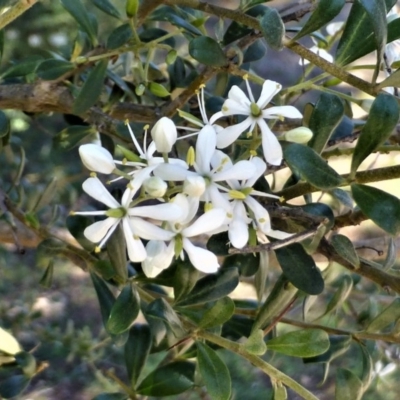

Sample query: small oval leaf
[36,59,75,80]
[331,235,360,269]
[259,7,285,50]
[365,298,400,333]
[199,297,235,329]
[189,36,228,67]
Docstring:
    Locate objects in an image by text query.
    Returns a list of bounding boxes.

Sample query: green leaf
[54,125,96,151]
[107,23,132,49]
[136,361,195,396]
[351,184,400,236]
[223,253,259,277]
[259,7,285,50]
[267,329,329,357]
[66,215,96,251]
[359,344,373,391]
[125,324,152,387]
[207,231,230,256]
[0,56,44,79]
[173,259,199,302]
[0,375,30,399]
[197,342,231,400]
[189,36,228,67]
[350,94,399,176]
[106,225,128,284]
[92,393,128,400]
[36,59,75,80]
[293,0,345,41]
[0,110,10,139]
[14,351,36,378]
[73,59,108,115]
[61,0,98,45]
[335,368,363,400]
[148,81,170,97]
[275,243,324,295]
[91,272,115,328]
[365,298,400,332]
[175,268,239,306]
[284,143,344,190]
[308,93,344,154]
[304,335,352,364]
[336,0,396,66]
[243,329,267,355]
[199,297,235,329]
[92,0,121,19]
[106,284,140,335]
[252,275,298,332]
[39,261,54,288]
[331,235,360,269]
[146,298,184,337]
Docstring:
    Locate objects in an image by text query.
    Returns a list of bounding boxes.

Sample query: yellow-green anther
[204,202,213,212]
[227,212,233,218]
[241,187,253,197]
[258,217,266,223]
[95,246,101,254]
[250,102,262,117]
[186,146,195,166]
[174,234,183,258]
[105,207,126,218]
[229,190,247,200]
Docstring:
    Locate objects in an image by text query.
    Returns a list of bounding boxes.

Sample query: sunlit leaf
[331,235,360,269]
[199,297,235,329]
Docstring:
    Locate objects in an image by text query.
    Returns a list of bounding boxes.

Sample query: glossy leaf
[351,184,400,236]
[125,324,152,387]
[267,329,329,357]
[335,368,363,400]
[136,361,195,396]
[61,0,97,45]
[106,224,128,284]
[359,344,373,391]
[0,375,30,399]
[0,56,43,79]
[207,231,230,256]
[107,23,132,49]
[350,94,399,176]
[73,60,108,115]
[275,243,324,295]
[92,0,121,19]
[36,59,75,80]
[106,284,140,335]
[301,202,335,231]
[189,36,227,67]
[91,273,115,328]
[308,93,344,154]
[304,335,352,364]
[66,215,96,251]
[365,298,400,332]
[197,342,231,400]
[331,235,360,269]
[255,251,269,302]
[284,143,344,190]
[173,259,199,302]
[294,0,345,41]
[54,125,95,151]
[223,253,259,277]
[176,268,239,306]
[199,297,235,329]
[259,7,285,50]
[336,0,396,66]
[92,393,128,400]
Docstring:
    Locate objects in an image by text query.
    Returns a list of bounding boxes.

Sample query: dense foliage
[1,0,400,399]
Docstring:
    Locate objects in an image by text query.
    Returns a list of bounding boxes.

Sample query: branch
[0,0,39,30]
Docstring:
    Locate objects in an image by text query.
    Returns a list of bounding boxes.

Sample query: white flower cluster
[72,79,303,277]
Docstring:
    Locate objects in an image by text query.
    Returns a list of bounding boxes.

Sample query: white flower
[151,116,177,153]
[72,176,180,262]
[143,176,167,198]
[213,78,302,166]
[183,176,206,197]
[142,240,174,278]
[299,46,333,66]
[79,144,116,174]
[142,194,227,274]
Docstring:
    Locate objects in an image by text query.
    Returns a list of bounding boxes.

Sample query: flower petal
[123,218,147,262]
[221,98,250,116]
[129,217,175,241]
[142,240,174,277]
[245,157,267,188]
[213,160,256,182]
[183,208,226,237]
[154,163,197,181]
[84,217,118,243]
[229,218,249,249]
[262,105,303,120]
[129,203,183,221]
[245,196,271,233]
[183,237,220,273]
[216,117,253,148]
[257,80,282,109]
[82,177,120,209]
[227,85,251,106]
[79,144,116,174]
[196,125,217,173]
[258,119,283,166]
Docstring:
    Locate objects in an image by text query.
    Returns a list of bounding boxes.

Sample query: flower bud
[284,127,313,144]
[143,176,167,198]
[151,117,177,153]
[79,144,116,174]
[126,0,139,18]
[183,176,206,197]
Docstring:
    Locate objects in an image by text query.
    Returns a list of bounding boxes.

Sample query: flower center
[250,102,262,118]
[105,207,126,218]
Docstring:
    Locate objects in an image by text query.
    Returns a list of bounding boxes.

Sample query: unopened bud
[143,176,167,198]
[285,127,313,144]
[126,0,139,18]
[183,176,206,197]
[166,49,177,65]
[151,117,177,153]
[79,144,116,174]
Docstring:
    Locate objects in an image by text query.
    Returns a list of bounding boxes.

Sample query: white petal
[262,105,302,120]
[183,208,226,237]
[129,217,175,241]
[228,85,251,105]
[154,163,197,181]
[151,117,177,153]
[142,240,174,277]
[245,157,267,188]
[84,217,118,243]
[257,80,282,109]
[229,218,249,249]
[209,111,224,125]
[129,203,183,221]
[79,144,116,174]
[183,238,220,273]
[196,125,217,173]
[169,193,190,223]
[82,177,120,209]
[216,118,253,148]
[258,119,283,166]
[183,176,206,197]
[213,160,256,182]
[205,184,232,212]
[127,166,157,201]
[221,98,250,116]
[267,229,293,240]
[245,196,271,233]
[123,220,147,262]
[211,149,233,171]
